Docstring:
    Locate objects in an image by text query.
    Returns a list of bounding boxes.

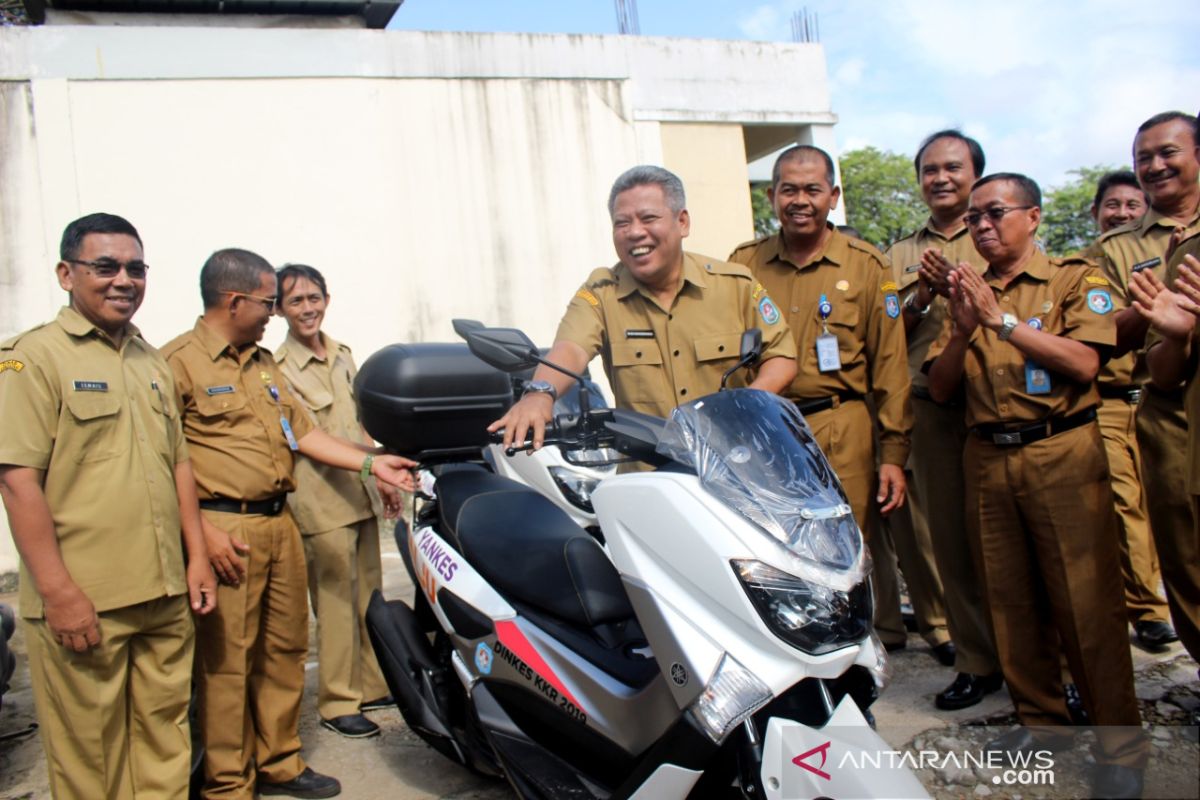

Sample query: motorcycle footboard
[760,696,930,800]
[364,591,455,744]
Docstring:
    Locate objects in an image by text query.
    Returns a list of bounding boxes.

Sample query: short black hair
[1092,170,1145,210]
[60,213,142,261]
[1136,111,1198,140]
[772,145,836,188]
[913,130,986,178]
[276,263,329,306]
[199,248,274,309]
[972,173,1042,208]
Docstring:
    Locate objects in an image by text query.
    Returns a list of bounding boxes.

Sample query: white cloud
[832,57,866,89]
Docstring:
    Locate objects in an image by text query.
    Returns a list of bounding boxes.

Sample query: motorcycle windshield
[656,389,865,583]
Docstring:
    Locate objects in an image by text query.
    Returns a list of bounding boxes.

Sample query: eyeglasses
[964,206,1035,227]
[221,291,276,312]
[67,258,149,279]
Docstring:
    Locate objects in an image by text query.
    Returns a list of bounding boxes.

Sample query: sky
[388,0,1200,189]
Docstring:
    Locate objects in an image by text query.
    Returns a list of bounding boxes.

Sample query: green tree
[750,183,780,238]
[838,147,927,251]
[1039,165,1119,256]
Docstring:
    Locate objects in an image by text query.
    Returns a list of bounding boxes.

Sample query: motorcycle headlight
[549,467,601,512]
[732,559,871,655]
[686,653,773,744]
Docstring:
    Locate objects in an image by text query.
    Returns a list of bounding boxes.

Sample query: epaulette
[1097,218,1141,244]
[158,332,192,359]
[845,235,889,268]
[701,259,754,279]
[728,235,771,255]
[584,267,619,288]
[1,322,50,351]
[1051,255,1096,269]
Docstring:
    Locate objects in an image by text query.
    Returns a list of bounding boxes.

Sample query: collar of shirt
[192,316,259,365]
[920,217,971,243]
[1138,204,1200,237]
[56,305,142,350]
[984,248,1052,288]
[767,223,847,272]
[280,331,346,370]
[614,252,710,300]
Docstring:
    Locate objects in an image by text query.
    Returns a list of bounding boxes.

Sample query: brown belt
[199,495,288,516]
[971,408,1097,447]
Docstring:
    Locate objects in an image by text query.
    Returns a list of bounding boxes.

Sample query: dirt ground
[1,531,1197,799]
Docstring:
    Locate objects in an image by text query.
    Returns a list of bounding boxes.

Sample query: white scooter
[356,324,929,800]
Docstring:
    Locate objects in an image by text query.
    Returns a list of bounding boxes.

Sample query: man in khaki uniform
[1130,231,1200,672]
[1081,170,1175,650]
[1095,111,1200,652]
[275,264,392,739]
[163,248,416,800]
[0,213,216,799]
[728,145,916,653]
[888,130,1001,708]
[493,165,796,449]
[927,174,1146,798]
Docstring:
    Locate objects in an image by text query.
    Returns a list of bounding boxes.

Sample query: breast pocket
[66,393,128,464]
[609,342,665,402]
[195,389,248,420]
[693,332,742,364]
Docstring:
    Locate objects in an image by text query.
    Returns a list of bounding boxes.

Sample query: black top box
[355,343,515,458]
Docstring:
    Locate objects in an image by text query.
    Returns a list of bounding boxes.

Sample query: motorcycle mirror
[451,318,486,341]
[720,328,765,390]
[464,328,540,373]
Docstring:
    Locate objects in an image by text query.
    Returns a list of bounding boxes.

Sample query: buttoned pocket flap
[66,392,122,421]
[693,332,741,363]
[297,387,333,412]
[610,342,664,367]
[195,389,248,417]
[829,303,860,330]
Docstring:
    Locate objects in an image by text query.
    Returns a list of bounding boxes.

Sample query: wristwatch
[523,380,558,401]
[996,313,1019,341]
[904,292,931,318]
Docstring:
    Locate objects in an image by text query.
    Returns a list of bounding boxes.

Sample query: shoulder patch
[1087,288,1114,315]
[0,358,25,374]
[574,288,600,306]
[758,295,781,325]
[885,294,901,319]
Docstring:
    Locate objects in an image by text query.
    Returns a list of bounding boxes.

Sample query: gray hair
[607,165,687,216]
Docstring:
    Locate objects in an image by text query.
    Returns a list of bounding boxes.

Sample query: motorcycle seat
[456,490,634,628]
[436,469,536,551]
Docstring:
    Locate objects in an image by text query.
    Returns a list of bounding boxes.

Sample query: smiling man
[0,213,216,798]
[1091,171,1148,235]
[728,145,913,654]
[492,165,796,449]
[1093,111,1200,655]
[926,174,1146,798]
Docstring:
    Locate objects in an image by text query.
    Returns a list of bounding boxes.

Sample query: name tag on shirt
[205,385,236,395]
[280,416,299,450]
[73,380,108,392]
[1131,257,1161,273]
[625,329,655,339]
[1025,361,1051,395]
[816,334,841,373]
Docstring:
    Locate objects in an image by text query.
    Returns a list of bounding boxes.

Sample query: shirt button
[668,314,674,320]
[680,388,688,396]
[996,368,1004,376]
[1000,404,1009,413]
[791,306,800,313]
[635,351,642,359]
[718,345,725,353]
[1001,296,1009,303]
[673,349,680,357]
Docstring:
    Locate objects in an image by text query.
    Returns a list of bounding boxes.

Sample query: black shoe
[883,640,907,653]
[984,726,1072,758]
[360,694,394,712]
[1064,682,1090,725]
[1135,620,1178,650]
[935,672,1004,710]
[931,641,957,667]
[320,714,380,739]
[259,767,341,798]
[1091,764,1144,799]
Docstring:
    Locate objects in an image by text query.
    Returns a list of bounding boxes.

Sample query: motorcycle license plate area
[760,696,930,800]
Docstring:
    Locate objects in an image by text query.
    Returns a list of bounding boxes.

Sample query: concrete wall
[0,25,838,577]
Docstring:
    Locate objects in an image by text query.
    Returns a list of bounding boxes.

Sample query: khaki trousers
[965,422,1145,768]
[25,594,194,800]
[806,399,909,646]
[303,517,389,719]
[1097,396,1169,624]
[195,509,308,799]
[880,503,950,647]
[909,396,997,674]
[1137,388,1200,660]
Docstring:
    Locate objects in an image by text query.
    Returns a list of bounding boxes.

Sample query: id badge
[816,334,841,373]
[280,416,300,450]
[1025,361,1051,395]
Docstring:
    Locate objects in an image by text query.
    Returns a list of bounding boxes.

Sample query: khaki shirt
[162,318,315,502]
[276,332,375,534]
[554,251,796,419]
[729,227,912,466]
[885,220,987,388]
[1091,206,1200,386]
[1157,232,1200,493]
[0,307,188,618]
[924,253,1114,428]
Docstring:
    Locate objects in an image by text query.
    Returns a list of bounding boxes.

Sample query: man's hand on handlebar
[488,392,555,451]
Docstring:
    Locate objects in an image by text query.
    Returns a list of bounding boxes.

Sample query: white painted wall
[0,25,837,576]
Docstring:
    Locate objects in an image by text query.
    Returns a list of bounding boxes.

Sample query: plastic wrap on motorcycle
[760,696,930,800]
[655,389,867,587]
